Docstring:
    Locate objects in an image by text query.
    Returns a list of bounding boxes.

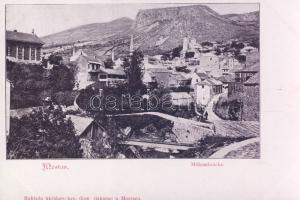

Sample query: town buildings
[70,48,126,89]
[6,30,44,63]
[235,62,259,83]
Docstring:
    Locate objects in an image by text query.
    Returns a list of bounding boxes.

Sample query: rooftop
[6,30,44,45]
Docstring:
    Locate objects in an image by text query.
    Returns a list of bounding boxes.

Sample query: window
[99,74,107,79]
[36,48,41,61]
[17,45,23,59]
[11,45,17,58]
[24,46,30,60]
[31,47,36,60]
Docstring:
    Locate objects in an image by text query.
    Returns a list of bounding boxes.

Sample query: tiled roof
[218,74,235,83]
[196,72,208,79]
[6,30,44,45]
[67,115,93,136]
[197,78,223,86]
[100,66,126,76]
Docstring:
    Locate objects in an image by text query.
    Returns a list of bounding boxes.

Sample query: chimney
[32,29,35,35]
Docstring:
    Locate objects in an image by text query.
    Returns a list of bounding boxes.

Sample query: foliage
[49,65,75,92]
[213,95,243,120]
[7,106,83,159]
[53,90,79,106]
[230,41,245,49]
[122,50,145,94]
[171,45,183,58]
[237,54,246,63]
[6,59,76,109]
[104,58,114,69]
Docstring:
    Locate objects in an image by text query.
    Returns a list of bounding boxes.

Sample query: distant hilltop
[42,5,259,56]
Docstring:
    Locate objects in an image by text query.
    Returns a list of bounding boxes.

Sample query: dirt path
[206,93,223,121]
[209,137,260,158]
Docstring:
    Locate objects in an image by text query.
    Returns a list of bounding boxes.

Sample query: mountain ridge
[42,5,259,56]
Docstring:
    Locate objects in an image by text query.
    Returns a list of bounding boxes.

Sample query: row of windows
[213,86,222,94]
[89,73,126,81]
[88,63,101,70]
[6,44,41,61]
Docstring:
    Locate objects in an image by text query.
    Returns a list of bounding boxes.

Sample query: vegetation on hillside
[7,57,77,109]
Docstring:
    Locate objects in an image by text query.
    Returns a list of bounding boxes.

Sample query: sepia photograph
[5,3,260,159]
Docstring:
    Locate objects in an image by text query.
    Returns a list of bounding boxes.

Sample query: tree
[172,45,183,58]
[7,106,83,159]
[122,50,145,94]
[49,65,75,91]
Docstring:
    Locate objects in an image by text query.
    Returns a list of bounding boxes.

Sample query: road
[209,137,260,158]
[206,93,223,121]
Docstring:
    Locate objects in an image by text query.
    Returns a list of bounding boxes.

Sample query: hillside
[42,17,134,47]
[42,5,259,57]
[222,11,259,27]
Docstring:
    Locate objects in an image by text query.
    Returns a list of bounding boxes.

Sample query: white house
[190,71,209,86]
[194,78,223,106]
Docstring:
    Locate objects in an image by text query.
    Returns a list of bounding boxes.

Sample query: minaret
[129,35,134,56]
[111,48,115,61]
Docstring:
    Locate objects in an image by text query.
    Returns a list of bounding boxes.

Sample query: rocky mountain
[42,5,259,57]
[133,5,258,51]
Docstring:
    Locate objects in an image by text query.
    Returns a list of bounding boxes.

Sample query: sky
[6,3,259,37]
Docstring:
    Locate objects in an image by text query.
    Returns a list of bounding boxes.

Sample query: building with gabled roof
[6,30,44,63]
[70,48,126,89]
[235,62,259,83]
[194,77,223,106]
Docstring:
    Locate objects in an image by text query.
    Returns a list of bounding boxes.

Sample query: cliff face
[133,5,259,51]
